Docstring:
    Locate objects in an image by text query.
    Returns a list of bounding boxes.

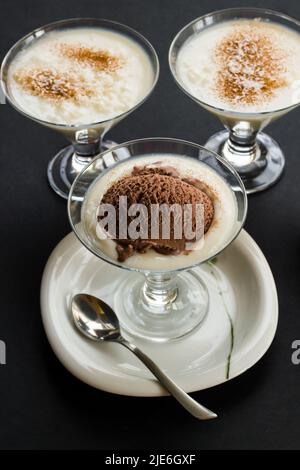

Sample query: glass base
[114,269,209,342]
[205,130,285,194]
[47,140,118,199]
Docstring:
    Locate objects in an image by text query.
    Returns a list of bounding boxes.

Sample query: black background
[0,0,300,450]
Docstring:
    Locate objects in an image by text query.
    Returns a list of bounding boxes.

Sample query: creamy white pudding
[7,27,155,125]
[176,19,300,113]
[82,154,238,271]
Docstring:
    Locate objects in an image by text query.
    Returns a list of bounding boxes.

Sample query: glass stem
[142,272,178,314]
[222,123,260,172]
[72,129,103,172]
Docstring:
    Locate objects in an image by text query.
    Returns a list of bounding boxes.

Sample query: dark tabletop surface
[1,0,300,451]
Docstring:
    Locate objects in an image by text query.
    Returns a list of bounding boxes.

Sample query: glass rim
[0,17,160,129]
[169,7,300,117]
[68,136,248,274]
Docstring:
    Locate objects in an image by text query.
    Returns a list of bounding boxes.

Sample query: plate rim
[40,229,278,397]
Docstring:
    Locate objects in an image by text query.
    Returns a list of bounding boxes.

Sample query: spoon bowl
[72,294,120,341]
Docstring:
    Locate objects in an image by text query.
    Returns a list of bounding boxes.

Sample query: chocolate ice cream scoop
[98,166,214,261]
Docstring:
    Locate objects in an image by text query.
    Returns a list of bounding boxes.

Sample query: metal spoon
[72,293,217,420]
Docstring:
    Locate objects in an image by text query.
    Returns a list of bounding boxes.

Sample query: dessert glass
[68,138,247,342]
[0,18,159,199]
[169,8,300,194]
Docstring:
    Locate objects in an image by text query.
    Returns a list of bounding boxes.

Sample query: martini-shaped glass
[68,137,247,342]
[1,18,159,198]
[169,8,300,193]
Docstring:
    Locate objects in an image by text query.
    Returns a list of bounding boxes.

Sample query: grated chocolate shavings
[57,43,124,72]
[13,69,93,102]
[214,24,288,106]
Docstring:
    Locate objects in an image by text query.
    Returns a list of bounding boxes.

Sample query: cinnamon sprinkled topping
[13,69,93,102]
[214,25,288,106]
[58,43,124,72]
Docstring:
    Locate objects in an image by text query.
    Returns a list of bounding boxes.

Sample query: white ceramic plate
[40,230,278,397]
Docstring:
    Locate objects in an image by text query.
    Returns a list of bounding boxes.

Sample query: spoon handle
[117,336,217,420]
